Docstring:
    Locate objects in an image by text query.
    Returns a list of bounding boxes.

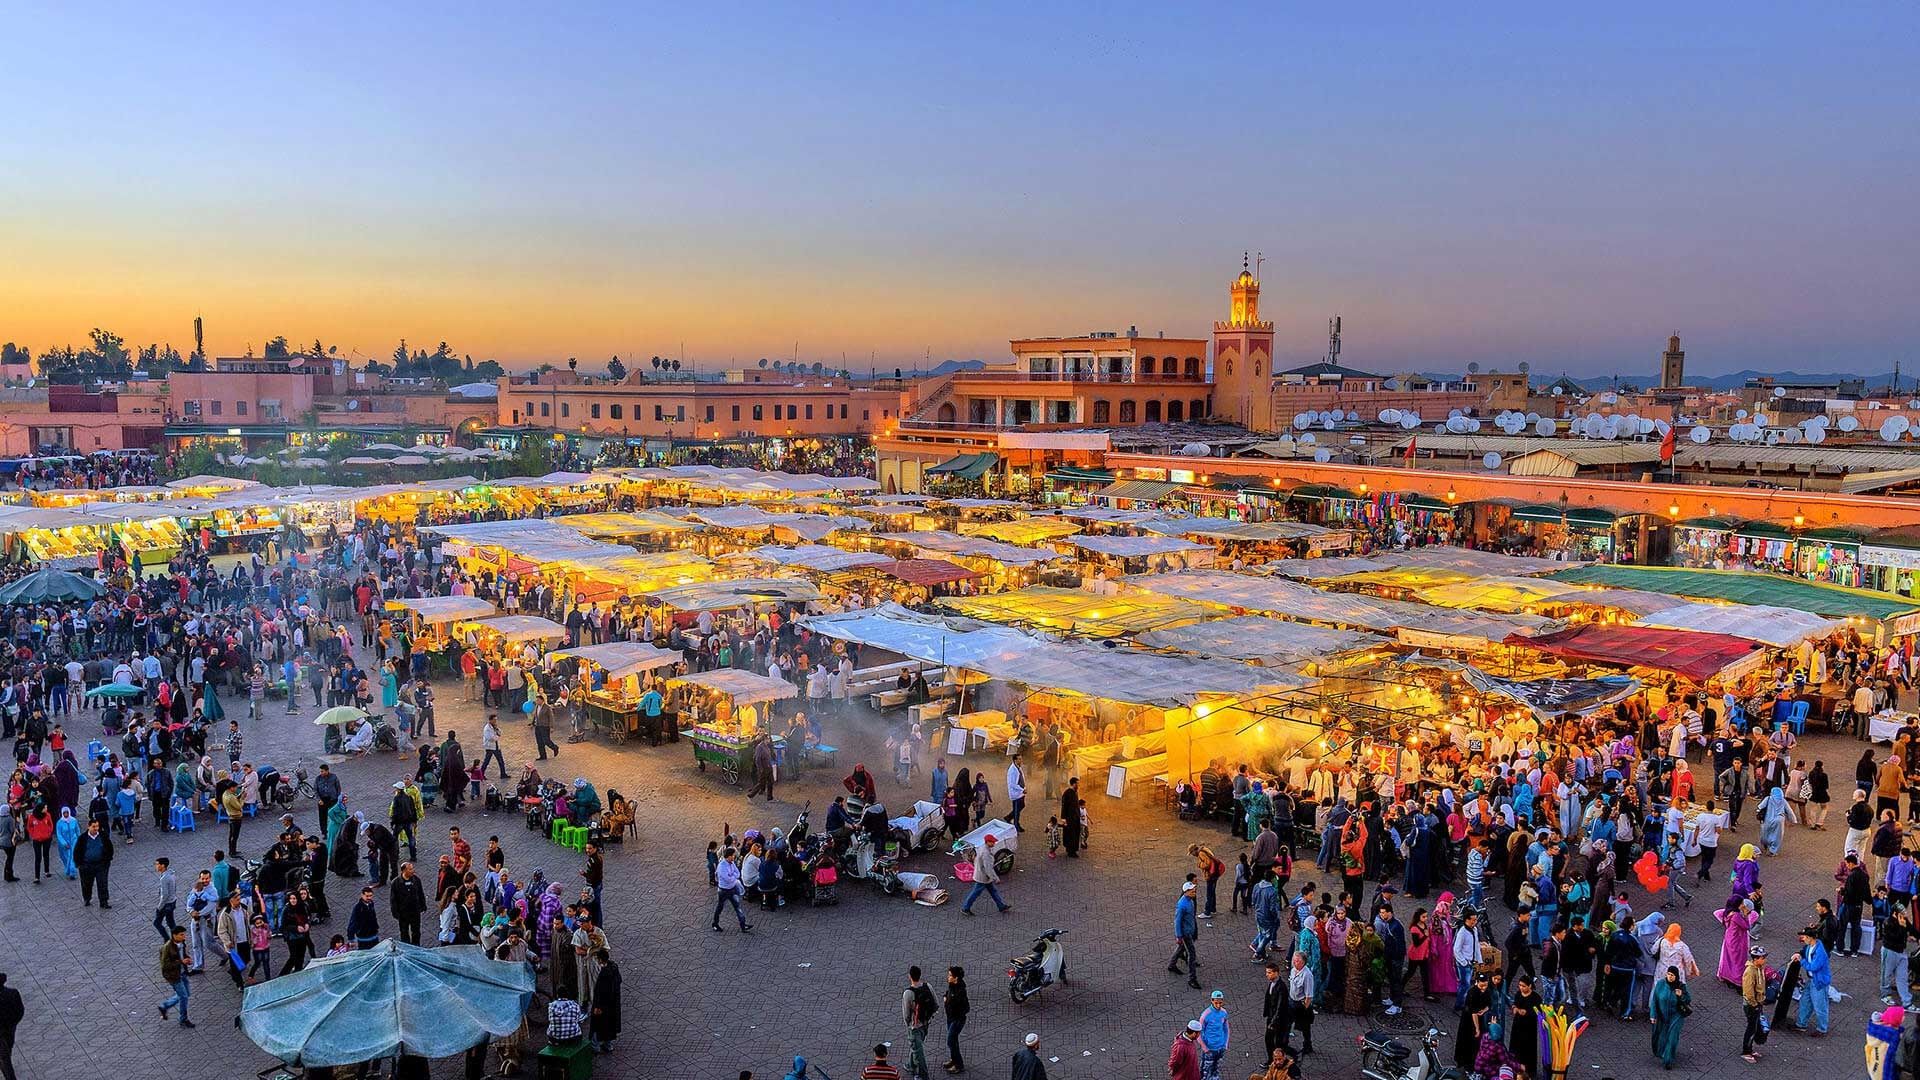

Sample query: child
[1044,816,1061,858]
[970,773,992,827]
[1231,852,1253,914]
[48,724,66,756]
[247,915,272,980]
[1873,883,1893,942]
[706,840,721,886]
[1663,832,1693,908]
[1078,801,1091,851]
[467,760,484,801]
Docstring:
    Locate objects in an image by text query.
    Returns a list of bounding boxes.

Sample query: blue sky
[2,5,1914,377]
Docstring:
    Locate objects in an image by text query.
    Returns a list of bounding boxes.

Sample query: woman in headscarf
[1656,922,1699,983]
[53,807,80,879]
[1726,844,1760,907]
[53,751,80,813]
[1241,780,1272,843]
[325,796,351,856]
[1649,966,1691,1069]
[1713,898,1758,985]
[1343,918,1378,1016]
[1758,786,1788,856]
[1294,913,1324,988]
[1530,858,1557,948]
[1588,844,1617,925]
[330,812,362,877]
[951,767,973,834]
[1426,893,1460,1001]
[1506,972,1543,1078]
[1628,912,1666,1021]
[534,882,565,958]
[1455,970,1493,1069]
[173,758,197,813]
[1404,814,1437,898]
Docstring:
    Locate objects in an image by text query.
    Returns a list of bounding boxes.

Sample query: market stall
[549,641,685,742]
[385,595,499,659]
[937,585,1215,638]
[456,614,567,663]
[674,669,799,783]
[1067,533,1215,576]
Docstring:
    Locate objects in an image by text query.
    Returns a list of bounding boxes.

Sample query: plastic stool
[550,818,567,844]
[564,825,588,851]
[243,802,257,818]
[87,740,106,762]
[215,803,229,822]
[171,800,196,832]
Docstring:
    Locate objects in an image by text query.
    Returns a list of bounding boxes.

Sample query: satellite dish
[1433,422,1448,434]
[1324,416,1340,430]
[347,400,360,411]
[1446,416,1467,433]
[1908,400,1920,410]
[1346,410,1359,421]
[1807,427,1826,444]
[1525,412,1540,423]
[1773,387,1786,398]
[1535,417,1556,436]
[1654,419,1672,436]
[1483,451,1502,470]
[1403,412,1421,427]
[1313,448,1331,463]
[1736,410,1749,420]
[1299,432,1316,444]
[1781,428,1802,444]
[1765,431,1781,445]
[1550,387,1563,397]
[1400,415,1419,430]
[1468,362,1480,373]
[1449,409,1464,419]
[1690,426,1711,444]
[1894,415,1914,435]
[1385,379,1402,391]
[1294,412,1313,430]
[1839,415,1860,432]
[1276,435,1295,446]
[1180,442,1212,456]
[1379,409,1401,424]
[1518,361,1531,373]
[1753,413,1769,427]
[1638,417,1657,435]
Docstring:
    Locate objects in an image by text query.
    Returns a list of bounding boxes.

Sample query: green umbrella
[85,683,142,700]
[313,706,368,727]
[0,569,104,605]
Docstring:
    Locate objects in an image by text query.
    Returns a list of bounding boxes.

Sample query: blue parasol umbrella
[0,568,104,605]
[240,940,534,1066]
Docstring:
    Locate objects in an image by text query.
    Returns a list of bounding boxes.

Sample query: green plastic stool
[564,825,589,851]
[550,818,567,844]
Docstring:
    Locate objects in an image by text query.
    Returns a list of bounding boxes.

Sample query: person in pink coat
[1427,892,1461,998]
[1713,898,1759,985]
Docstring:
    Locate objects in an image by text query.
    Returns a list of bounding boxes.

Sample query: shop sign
[1892,611,1920,637]
[1863,544,1920,570]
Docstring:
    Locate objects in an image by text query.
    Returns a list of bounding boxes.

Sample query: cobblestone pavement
[0,668,1890,1079]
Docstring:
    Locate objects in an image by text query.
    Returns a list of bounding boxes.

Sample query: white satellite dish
[1736,410,1749,420]
[1753,413,1769,427]
[1637,417,1657,435]
[1773,387,1786,398]
[1449,409,1464,419]
[1346,410,1359,421]
[1535,417,1555,436]
[1180,442,1212,456]
[1551,387,1563,396]
[1654,419,1671,436]
[1690,426,1711,444]
[1324,416,1340,430]
[1894,415,1913,435]
[1380,409,1401,424]
[1313,448,1332,463]
[1404,412,1421,427]
[1807,427,1826,444]
[1765,431,1781,445]
[1299,433,1316,444]
[1483,451,1502,470]
[1839,415,1860,432]
[1908,400,1920,410]
[1400,415,1419,430]
[1525,412,1540,423]
[1384,379,1401,391]
[1294,412,1313,430]
[1781,428,1802,444]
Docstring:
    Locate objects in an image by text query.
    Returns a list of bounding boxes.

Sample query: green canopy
[1402,494,1456,513]
[1546,564,1916,620]
[927,453,999,481]
[1512,505,1617,528]
[1045,466,1114,484]
[0,569,104,605]
[1735,521,1794,541]
[1798,526,1865,546]
[1290,485,1359,501]
[1677,516,1739,532]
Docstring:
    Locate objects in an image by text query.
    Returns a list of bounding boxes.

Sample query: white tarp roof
[390,596,498,625]
[1256,556,1391,580]
[461,615,567,642]
[1134,616,1377,667]
[1370,547,1584,577]
[872,531,1061,567]
[736,545,892,572]
[167,475,263,491]
[1141,519,1335,542]
[1123,570,1551,642]
[1635,602,1847,648]
[644,578,821,610]
[626,465,880,496]
[670,668,801,705]
[802,603,1307,708]
[550,641,684,678]
[1069,534,1211,558]
[1050,506,1161,525]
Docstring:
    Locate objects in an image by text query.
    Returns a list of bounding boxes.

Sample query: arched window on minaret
[1224,360,1233,376]
[1254,359,1263,378]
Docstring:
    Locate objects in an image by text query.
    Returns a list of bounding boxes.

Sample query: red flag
[1659,425,1676,462]
[1404,437,1417,465]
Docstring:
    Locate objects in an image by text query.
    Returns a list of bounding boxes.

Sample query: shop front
[1795,527,1866,587]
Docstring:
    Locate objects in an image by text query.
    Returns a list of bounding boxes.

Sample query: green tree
[607,356,627,382]
[472,359,504,380]
[392,339,410,372]
[263,335,291,358]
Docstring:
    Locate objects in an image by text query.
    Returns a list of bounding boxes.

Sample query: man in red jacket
[1168,1019,1201,1080]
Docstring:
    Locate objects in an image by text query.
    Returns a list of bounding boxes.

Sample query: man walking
[151,857,177,939]
[439,732,466,813]
[1261,960,1292,1059]
[390,862,428,946]
[902,966,937,1080]
[1169,881,1202,990]
[1006,756,1027,832]
[958,835,1010,916]
[1199,990,1230,1080]
[313,764,340,837]
[156,926,194,1028]
[532,700,561,761]
[75,818,113,908]
[1289,951,1316,1055]
[389,780,419,863]
[711,847,751,933]
[481,715,507,779]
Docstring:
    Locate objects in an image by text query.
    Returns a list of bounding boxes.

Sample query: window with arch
[1119,400,1137,423]
[1091,399,1110,423]
[1253,358,1263,378]
[1184,357,1201,379]
[1145,400,1162,422]
[1167,400,1185,422]
[1224,359,1233,377]
[1140,357,1156,377]
[609,404,623,420]
[1191,398,1206,419]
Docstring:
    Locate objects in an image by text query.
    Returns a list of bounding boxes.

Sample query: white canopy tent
[459,615,566,643]
[1122,570,1551,648]
[390,596,499,625]
[644,578,821,611]
[549,641,685,679]
[1255,556,1391,580]
[1134,616,1377,667]
[734,545,892,573]
[670,668,801,705]
[1069,535,1212,558]
[872,531,1061,567]
[1634,602,1847,648]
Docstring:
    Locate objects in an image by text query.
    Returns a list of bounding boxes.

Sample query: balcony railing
[955,370,1208,385]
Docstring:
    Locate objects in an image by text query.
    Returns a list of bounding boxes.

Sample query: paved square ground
[0,675,1886,1079]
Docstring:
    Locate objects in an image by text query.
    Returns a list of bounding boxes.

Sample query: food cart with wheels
[674,669,800,784]
[456,614,567,664]
[546,641,685,743]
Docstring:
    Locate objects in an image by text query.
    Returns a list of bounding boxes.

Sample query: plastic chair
[1787,700,1811,735]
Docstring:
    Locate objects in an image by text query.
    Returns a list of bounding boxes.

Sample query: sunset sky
[3,6,1915,378]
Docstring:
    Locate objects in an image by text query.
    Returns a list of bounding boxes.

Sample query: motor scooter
[1008,928,1068,1004]
[1358,1028,1460,1080]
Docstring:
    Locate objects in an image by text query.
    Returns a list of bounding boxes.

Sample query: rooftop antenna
[1326,316,1342,366]
[1254,251,1265,283]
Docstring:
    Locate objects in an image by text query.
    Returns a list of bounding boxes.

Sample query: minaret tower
[1212,253,1276,430]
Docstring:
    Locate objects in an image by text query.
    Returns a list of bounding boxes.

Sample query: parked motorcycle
[1358,1028,1459,1080]
[1009,928,1068,1004]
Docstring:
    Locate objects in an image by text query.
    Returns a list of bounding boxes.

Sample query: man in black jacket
[75,819,114,908]
[390,862,428,945]
[347,885,380,949]
[1261,959,1292,1057]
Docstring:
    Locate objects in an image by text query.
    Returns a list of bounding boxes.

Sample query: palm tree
[567,357,578,373]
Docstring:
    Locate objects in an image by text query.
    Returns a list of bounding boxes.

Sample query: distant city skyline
[2,7,1914,378]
